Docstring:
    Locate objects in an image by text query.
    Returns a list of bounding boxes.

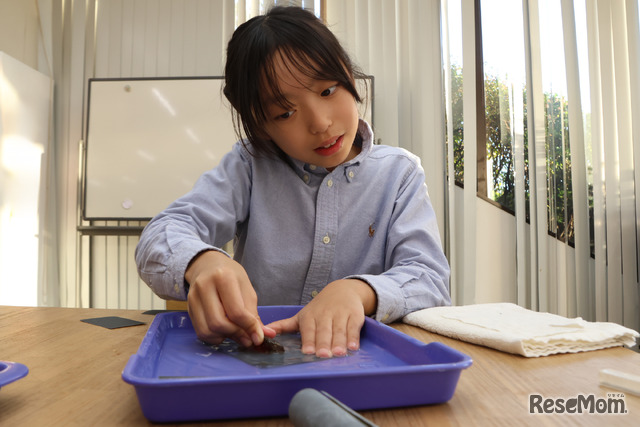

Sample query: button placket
[299,174,338,303]
[322,177,334,245]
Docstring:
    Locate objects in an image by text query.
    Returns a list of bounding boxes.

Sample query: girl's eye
[321,85,337,97]
[277,111,294,120]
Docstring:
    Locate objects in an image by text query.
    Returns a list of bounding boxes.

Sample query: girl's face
[262,54,360,171]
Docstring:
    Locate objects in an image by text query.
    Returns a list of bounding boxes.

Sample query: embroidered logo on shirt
[369,222,375,238]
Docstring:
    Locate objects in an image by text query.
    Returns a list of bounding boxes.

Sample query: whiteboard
[83,77,373,220]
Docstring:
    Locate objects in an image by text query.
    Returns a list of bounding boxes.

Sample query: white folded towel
[403,303,639,357]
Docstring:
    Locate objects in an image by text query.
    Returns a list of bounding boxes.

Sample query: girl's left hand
[266,279,377,358]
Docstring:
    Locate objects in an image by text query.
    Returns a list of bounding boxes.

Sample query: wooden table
[1,306,639,426]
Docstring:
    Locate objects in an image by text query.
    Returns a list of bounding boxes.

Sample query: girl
[135,6,450,358]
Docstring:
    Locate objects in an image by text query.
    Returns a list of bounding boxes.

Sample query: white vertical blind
[236,0,320,25]
[561,0,589,319]
[513,18,527,309]
[629,2,640,318]
[585,0,608,321]
[92,0,231,78]
[527,0,550,313]
[460,0,477,305]
[597,0,624,325]
[325,0,446,245]
[441,0,458,303]
[612,0,639,329]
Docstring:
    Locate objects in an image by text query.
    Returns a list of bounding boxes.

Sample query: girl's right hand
[184,250,275,347]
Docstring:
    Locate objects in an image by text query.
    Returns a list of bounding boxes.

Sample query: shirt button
[303,174,310,183]
[327,179,333,187]
[348,171,355,179]
[322,234,331,244]
[311,290,319,298]
[309,165,317,170]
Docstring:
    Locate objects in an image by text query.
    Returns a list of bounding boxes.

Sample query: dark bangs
[223,6,366,157]
[260,44,363,113]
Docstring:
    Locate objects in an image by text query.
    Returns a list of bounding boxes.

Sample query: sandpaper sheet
[81,316,145,329]
[206,334,346,368]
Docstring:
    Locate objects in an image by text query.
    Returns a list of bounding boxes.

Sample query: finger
[230,329,255,348]
[265,316,300,335]
[330,317,348,357]
[346,315,364,351]
[245,294,271,340]
[215,273,263,345]
[262,324,277,339]
[191,273,255,345]
[297,315,317,356]
[187,293,221,343]
[312,317,333,358]
[188,288,248,345]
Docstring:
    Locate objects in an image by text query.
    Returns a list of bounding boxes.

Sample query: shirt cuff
[344,274,405,323]
[168,241,230,300]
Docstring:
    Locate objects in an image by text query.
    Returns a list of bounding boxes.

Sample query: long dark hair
[223,6,366,157]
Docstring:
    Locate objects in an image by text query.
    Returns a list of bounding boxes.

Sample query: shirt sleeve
[134,142,252,300]
[347,156,451,323]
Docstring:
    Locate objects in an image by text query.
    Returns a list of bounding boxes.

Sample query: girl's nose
[307,106,331,135]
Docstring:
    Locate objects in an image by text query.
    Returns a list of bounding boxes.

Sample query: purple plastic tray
[0,361,29,390]
[122,306,472,422]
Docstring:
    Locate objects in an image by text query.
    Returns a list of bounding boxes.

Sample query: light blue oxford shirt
[135,120,451,323]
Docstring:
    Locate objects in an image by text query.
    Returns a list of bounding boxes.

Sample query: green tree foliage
[484,75,516,210]
[544,92,573,243]
[447,64,464,185]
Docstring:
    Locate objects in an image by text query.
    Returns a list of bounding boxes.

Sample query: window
[446,0,590,247]
[477,0,527,214]
[443,0,464,186]
[538,0,573,244]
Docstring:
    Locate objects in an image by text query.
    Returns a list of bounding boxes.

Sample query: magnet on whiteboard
[122,199,134,209]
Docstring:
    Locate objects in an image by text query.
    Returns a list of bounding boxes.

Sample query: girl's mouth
[315,135,343,156]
